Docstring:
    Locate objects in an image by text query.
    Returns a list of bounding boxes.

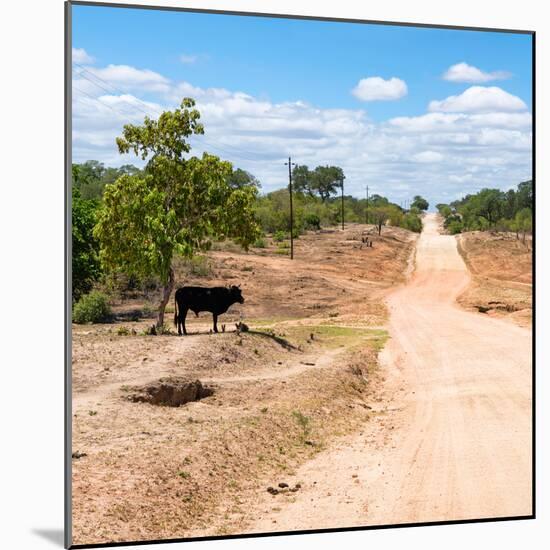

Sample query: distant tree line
[255,187,427,237]
[436,180,532,240]
[72,98,429,324]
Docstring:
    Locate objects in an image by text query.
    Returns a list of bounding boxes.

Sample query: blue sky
[71,4,533,206]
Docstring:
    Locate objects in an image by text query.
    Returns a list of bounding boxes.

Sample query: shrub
[184,255,211,277]
[72,291,112,324]
[273,230,287,242]
[304,213,321,230]
[447,220,463,235]
[253,236,267,248]
[292,410,311,437]
[402,212,422,233]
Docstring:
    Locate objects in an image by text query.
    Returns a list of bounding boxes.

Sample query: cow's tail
[173,293,179,327]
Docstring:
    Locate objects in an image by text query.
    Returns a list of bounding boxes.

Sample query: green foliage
[94,98,261,326]
[292,410,311,438]
[72,161,142,200]
[72,187,101,301]
[304,213,321,230]
[411,195,429,211]
[183,255,212,277]
[439,180,532,235]
[253,236,267,248]
[291,164,344,202]
[227,168,260,189]
[436,203,452,219]
[402,211,423,233]
[273,230,287,242]
[515,207,532,241]
[72,291,112,324]
[447,220,463,235]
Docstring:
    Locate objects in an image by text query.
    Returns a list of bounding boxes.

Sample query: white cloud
[413,151,444,163]
[72,48,95,64]
[75,64,171,94]
[428,86,527,113]
[72,62,532,207]
[351,77,408,101]
[443,62,511,83]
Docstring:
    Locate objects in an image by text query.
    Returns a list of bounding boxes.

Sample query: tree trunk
[378,222,382,235]
[157,266,175,329]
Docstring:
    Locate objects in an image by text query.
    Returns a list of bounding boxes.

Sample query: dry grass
[456,231,532,327]
[71,223,415,545]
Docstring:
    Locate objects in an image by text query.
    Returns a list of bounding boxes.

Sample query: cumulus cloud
[443,62,511,83]
[352,76,408,101]
[75,64,171,94]
[72,62,531,207]
[72,47,95,64]
[428,86,527,113]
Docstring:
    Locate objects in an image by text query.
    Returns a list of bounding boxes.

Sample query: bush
[447,220,463,235]
[73,291,112,324]
[184,255,211,277]
[253,236,267,248]
[402,212,422,233]
[273,230,287,242]
[304,213,321,230]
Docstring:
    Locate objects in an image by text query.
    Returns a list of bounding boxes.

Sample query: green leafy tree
[292,165,313,196]
[515,207,532,243]
[72,187,101,301]
[310,165,344,202]
[411,195,429,211]
[370,206,393,235]
[227,168,260,189]
[516,180,533,210]
[94,98,260,328]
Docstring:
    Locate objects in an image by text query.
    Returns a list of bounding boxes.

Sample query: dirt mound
[456,231,532,327]
[126,377,214,407]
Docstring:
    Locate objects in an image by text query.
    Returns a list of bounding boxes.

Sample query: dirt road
[248,213,532,532]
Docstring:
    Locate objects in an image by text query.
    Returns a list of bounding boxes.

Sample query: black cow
[174,285,245,335]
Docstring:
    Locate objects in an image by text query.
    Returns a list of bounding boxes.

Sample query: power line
[73,63,277,164]
[73,85,130,117]
[74,63,161,118]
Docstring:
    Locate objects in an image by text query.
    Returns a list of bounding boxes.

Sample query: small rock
[304,440,315,446]
[278,482,289,489]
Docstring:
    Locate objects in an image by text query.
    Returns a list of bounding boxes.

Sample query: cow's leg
[181,308,189,335]
[213,313,218,333]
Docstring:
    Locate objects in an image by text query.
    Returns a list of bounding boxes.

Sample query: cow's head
[230,285,245,304]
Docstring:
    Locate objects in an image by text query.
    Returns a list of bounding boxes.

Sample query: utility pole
[365,185,369,225]
[341,176,345,231]
[284,156,296,259]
